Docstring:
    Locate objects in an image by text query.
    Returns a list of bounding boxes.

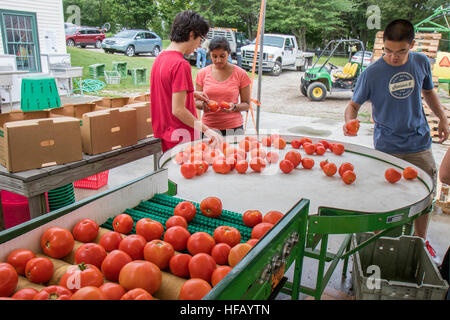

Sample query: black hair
[169,10,209,43]
[209,36,231,53]
[383,19,415,44]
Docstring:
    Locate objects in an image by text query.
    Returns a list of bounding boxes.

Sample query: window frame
[0,9,41,73]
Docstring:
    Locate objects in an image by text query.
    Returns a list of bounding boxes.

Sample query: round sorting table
[160,135,434,217]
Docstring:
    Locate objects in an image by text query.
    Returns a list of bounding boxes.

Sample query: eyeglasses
[383,47,409,57]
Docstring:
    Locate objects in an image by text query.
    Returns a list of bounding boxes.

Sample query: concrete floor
[71,108,450,300]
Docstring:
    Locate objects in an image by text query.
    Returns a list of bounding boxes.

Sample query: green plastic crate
[20,77,61,111]
[351,233,449,300]
[88,63,106,79]
[112,62,128,78]
[129,68,148,85]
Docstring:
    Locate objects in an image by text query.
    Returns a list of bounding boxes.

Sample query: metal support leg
[314,234,329,300]
[342,236,352,277]
[154,152,161,171]
[290,207,309,300]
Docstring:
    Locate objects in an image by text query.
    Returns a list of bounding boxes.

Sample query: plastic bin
[1,190,49,229]
[21,77,61,111]
[104,71,121,85]
[351,233,449,300]
[88,63,105,79]
[74,171,109,190]
[129,68,148,85]
[112,62,127,78]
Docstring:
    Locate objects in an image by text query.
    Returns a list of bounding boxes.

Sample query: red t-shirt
[150,50,198,152]
[196,65,251,130]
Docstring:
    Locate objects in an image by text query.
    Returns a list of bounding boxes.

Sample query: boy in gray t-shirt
[343,19,449,263]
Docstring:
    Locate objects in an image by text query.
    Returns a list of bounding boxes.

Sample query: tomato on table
[99,231,123,252]
[12,288,39,300]
[163,226,191,251]
[213,226,241,248]
[74,243,107,269]
[25,257,54,284]
[59,262,104,292]
[121,288,154,300]
[179,279,212,300]
[135,218,164,242]
[0,262,18,297]
[242,210,263,228]
[143,240,175,270]
[211,243,231,266]
[169,254,192,278]
[101,250,132,282]
[173,201,197,222]
[99,283,126,300]
[70,286,106,300]
[40,227,74,259]
[72,218,99,243]
[211,266,232,287]
[187,232,216,255]
[188,253,217,283]
[165,215,188,229]
[33,285,72,300]
[112,214,134,234]
[6,249,35,275]
[118,234,147,260]
[119,260,162,295]
[200,197,222,218]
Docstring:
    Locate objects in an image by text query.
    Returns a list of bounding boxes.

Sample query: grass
[313,55,350,67]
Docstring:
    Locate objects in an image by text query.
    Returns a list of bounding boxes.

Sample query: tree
[105,0,158,31]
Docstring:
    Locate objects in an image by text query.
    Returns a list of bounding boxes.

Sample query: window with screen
[0,10,41,72]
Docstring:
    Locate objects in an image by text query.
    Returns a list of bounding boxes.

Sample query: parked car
[351,51,373,67]
[66,26,105,49]
[102,29,162,57]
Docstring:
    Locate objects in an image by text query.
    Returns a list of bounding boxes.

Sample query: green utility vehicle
[300,39,369,101]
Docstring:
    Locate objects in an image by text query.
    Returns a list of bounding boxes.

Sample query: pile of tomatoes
[175,135,347,179]
[0,196,286,301]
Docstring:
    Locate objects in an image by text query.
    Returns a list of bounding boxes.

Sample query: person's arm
[172,91,222,148]
[439,147,450,185]
[343,100,361,136]
[422,88,449,143]
[194,83,209,111]
[222,85,251,113]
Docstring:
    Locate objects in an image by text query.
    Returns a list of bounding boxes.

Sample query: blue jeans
[196,48,206,68]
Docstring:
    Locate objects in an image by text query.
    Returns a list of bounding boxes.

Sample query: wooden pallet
[423,104,450,145]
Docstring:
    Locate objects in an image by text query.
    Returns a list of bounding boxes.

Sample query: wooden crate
[435,179,450,215]
[423,103,450,145]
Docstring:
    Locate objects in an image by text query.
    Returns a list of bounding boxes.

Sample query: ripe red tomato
[99,283,126,300]
[175,151,187,165]
[143,240,175,270]
[187,232,216,255]
[263,211,284,225]
[118,234,147,260]
[181,162,196,179]
[285,151,302,168]
[301,157,315,169]
[235,160,248,174]
[339,162,354,177]
[200,197,222,218]
[331,143,345,155]
[0,263,18,297]
[213,226,241,247]
[101,250,132,282]
[212,156,232,174]
[12,288,39,300]
[112,214,134,234]
[188,253,217,283]
[174,201,197,222]
[74,243,107,269]
[99,231,123,252]
[165,215,188,229]
[40,227,74,259]
[320,159,329,170]
[323,162,337,177]
[119,260,162,294]
[72,219,99,243]
[291,139,302,149]
[179,279,212,300]
[243,210,263,228]
[120,288,154,300]
[211,266,232,287]
[135,218,164,241]
[163,226,191,251]
[266,151,279,164]
[251,223,274,239]
[169,254,192,278]
[250,156,266,172]
[261,136,272,147]
[220,101,232,110]
[303,143,316,155]
[228,243,252,267]
[70,286,106,300]
[319,140,330,149]
[342,170,356,184]
[6,249,36,275]
[194,160,208,176]
[33,285,72,300]
[345,119,360,135]
[59,263,104,292]
[25,257,53,284]
[207,100,220,112]
[211,243,231,265]
[316,145,326,155]
[280,159,294,173]
[247,239,259,247]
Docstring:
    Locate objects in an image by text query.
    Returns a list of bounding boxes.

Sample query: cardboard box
[1,117,82,172]
[51,103,108,119]
[81,107,137,155]
[93,97,131,108]
[123,102,153,140]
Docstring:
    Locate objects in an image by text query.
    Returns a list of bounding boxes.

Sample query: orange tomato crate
[74,170,110,190]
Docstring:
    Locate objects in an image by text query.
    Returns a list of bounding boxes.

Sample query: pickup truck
[240,34,315,76]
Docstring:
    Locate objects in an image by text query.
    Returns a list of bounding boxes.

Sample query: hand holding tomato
[343,119,360,136]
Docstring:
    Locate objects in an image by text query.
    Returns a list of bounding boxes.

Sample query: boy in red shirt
[151,10,222,152]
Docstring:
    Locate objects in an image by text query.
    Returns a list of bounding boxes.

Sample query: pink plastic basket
[74,170,109,190]
[1,190,49,229]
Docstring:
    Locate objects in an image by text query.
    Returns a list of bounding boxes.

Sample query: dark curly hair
[209,36,231,53]
[169,10,209,43]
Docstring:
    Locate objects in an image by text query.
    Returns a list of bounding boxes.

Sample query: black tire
[307,82,327,101]
[80,45,87,48]
[300,84,307,96]
[104,49,112,54]
[270,60,282,76]
[152,46,161,57]
[126,45,135,57]
[95,40,102,49]
[66,39,75,47]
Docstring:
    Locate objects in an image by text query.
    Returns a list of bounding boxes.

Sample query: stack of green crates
[47,184,76,212]
[21,77,61,111]
[129,68,148,85]
[112,62,127,78]
[88,64,106,79]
